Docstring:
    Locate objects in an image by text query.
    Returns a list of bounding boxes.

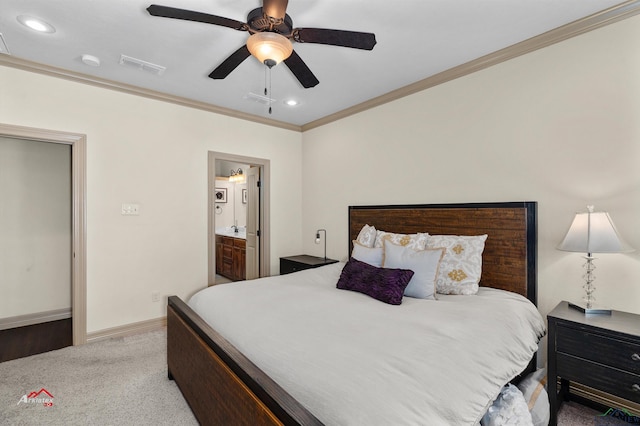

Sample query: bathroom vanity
[215,228,246,281]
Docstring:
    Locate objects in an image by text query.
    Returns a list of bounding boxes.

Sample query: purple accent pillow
[337,257,414,305]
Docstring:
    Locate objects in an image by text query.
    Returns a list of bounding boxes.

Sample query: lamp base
[568,301,611,315]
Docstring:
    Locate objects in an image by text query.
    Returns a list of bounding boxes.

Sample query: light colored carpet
[0,328,617,425]
[557,400,601,425]
[557,400,628,426]
[0,330,197,426]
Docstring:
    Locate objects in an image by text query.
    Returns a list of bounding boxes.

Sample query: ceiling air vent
[0,33,11,55]
[243,92,275,105]
[119,54,166,75]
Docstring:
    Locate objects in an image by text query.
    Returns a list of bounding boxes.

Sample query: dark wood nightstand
[547,301,640,425]
[279,255,339,275]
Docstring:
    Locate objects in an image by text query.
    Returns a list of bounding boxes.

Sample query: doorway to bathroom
[208,151,270,285]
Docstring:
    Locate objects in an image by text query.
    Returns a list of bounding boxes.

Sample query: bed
[167,201,543,425]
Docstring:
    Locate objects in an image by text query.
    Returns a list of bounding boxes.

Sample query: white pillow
[427,234,488,295]
[355,224,377,248]
[351,240,384,267]
[481,384,533,426]
[516,369,549,426]
[374,231,429,250]
[382,240,444,300]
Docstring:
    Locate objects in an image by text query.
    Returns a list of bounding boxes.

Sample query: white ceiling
[0,0,631,128]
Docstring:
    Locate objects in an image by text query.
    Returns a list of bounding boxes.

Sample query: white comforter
[189,262,545,426]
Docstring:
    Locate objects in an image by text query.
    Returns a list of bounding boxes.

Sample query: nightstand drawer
[557,353,640,403]
[557,325,640,374]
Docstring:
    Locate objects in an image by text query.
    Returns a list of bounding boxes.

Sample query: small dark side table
[547,301,640,425]
[279,255,339,275]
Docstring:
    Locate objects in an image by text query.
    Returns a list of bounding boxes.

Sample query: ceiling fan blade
[147,5,246,31]
[209,45,251,79]
[262,0,289,20]
[294,28,376,50]
[283,50,319,89]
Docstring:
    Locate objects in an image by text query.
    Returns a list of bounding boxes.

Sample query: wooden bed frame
[167,201,537,425]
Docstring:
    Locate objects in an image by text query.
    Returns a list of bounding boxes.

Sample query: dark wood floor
[0,318,72,363]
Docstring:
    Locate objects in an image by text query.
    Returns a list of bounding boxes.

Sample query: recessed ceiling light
[284,99,299,107]
[17,15,56,33]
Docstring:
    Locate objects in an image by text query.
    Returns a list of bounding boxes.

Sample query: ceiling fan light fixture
[247,32,293,66]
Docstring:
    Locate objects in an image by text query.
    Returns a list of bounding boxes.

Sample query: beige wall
[0,66,303,333]
[1,12,639,337]
[301,14,640,320]
[0,137,71,318]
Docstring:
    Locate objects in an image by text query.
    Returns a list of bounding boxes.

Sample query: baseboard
[0,308,72,331]
[86,317,166,343]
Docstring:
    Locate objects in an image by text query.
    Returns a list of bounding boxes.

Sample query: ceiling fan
[147,0,377,88]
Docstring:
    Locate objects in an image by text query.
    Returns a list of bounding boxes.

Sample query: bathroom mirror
[214,159,248,232]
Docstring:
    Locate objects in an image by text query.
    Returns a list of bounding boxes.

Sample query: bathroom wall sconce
[315,229,327,261]
[229,168,245,183]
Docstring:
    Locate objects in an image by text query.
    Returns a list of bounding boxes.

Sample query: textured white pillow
[374,231,429,250]
[355,224,377,248]
[382,240,444,300]
[427,234,488,295]
[351,240,384,267]
[481,384,533,426]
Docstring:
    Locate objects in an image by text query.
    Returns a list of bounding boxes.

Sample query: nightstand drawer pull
[633,384,640,392]
[632,353,640,361]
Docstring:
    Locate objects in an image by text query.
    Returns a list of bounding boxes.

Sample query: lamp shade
[246,32,293,65]
[557,208,634,254]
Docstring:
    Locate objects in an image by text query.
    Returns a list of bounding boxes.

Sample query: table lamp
[315,229,327,261]
[557,205,634,314]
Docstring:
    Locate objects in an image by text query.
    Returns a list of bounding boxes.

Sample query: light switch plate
[121,203,140,215]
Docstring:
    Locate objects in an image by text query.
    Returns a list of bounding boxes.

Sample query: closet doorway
[208,151,270,285]
[0,124,87,357]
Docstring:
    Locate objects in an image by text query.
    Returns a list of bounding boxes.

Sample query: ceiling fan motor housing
[247,8,293,35]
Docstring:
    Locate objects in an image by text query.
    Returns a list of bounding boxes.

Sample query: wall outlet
[151,292,160,302]
[121,203,140,215]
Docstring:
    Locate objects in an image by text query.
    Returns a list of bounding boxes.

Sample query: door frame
[208,151,270,284]
[0,123,87,345]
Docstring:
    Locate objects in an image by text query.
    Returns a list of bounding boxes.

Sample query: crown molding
[2,0,639,133]
[0,55,302,132]
[301,0,640,131]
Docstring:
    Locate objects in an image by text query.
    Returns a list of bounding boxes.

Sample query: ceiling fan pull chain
[263,63,273,115]
[264,64,268,97]
[268,66,273,114]
[263,64,273,114]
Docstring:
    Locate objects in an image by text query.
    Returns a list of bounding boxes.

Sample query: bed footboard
[167,296,322,426]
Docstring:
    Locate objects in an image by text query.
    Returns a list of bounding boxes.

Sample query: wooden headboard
[348,202,537,305]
